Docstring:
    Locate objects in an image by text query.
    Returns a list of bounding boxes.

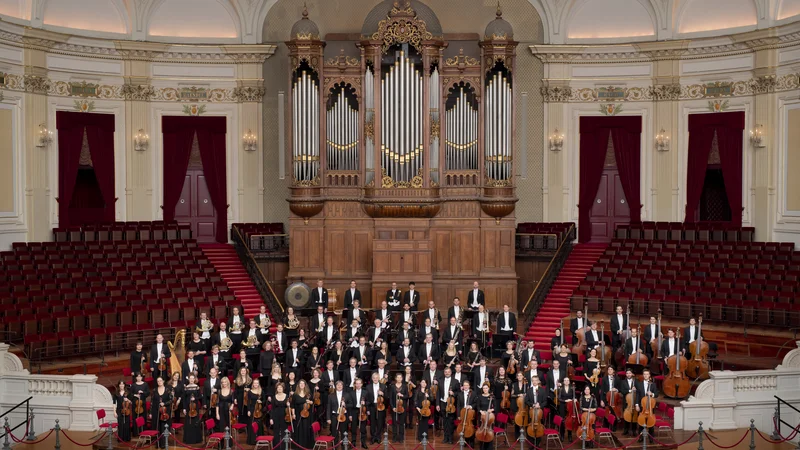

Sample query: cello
[579,396,596,441]
[614,305,632,368]
[623,387,638,424]
[476,398,495,443]
[606,384,623,420]
[599,322,612,364]
[564,390,580,435]
[572,304,589,355]
[648,310,663,375]
[459,399,476,439]
[526,404,544,439]
[687,316,710,380]
[637,388,657,429]
[627,326,649,366]
[663,329,691,399]
[514,388,528,427]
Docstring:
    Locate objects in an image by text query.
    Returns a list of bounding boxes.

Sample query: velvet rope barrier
[761,416,800,443]
[3,426,54,445]
[170,435,208,450]
[648,431,698,449]
[590,433,644,450]
[60,430,111,447]
[704,429,750,449]
[112,432,162,449]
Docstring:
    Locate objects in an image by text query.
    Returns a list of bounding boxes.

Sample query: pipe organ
[286,0,520,310]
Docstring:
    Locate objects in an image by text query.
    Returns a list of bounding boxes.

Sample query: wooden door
[589,168,629,242]
[174,168,217,243]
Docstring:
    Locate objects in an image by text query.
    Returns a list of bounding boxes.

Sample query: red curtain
[56,111,115,227]
[162,116,228,242]
[685,112,745,224]
[578,116,642,243]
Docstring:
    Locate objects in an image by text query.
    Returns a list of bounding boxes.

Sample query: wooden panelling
[353,231,372,274]
[433,231,451,274]
[328,230,347,275]
[515,258,550,313]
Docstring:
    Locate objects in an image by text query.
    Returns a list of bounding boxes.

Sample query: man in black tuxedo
[447,297,464,322]
[437,366,458,443]
[421,360,441,388]
[311,279,329,311]
[610,305,628,349]
[403,281,420,311]
[585,321,603,354]
[396,337,416,367]
[618,368,637,435]
[318,316,339,349]
[660,328,683,362]
[455,381,477,447]
[347,378,369,448]
[320,360,339,411]
[347,299,366,326]
[520,340,541,368]
[624,327,645,361]
[635,369,659,440]
[211,322,233,361]
[203,367,222,411]
[375,301,392,330]
[418,333,440,365]
[205,345,227,377]
[643,316,660,358]
[385,282,402,312]
[466,281,484,310]
[181,350,201,382]
[365,372,387,443]
[472,357,492,388]
[441,316,463,351]
[343,280,361,311]
[598,366,620,431]
[496,304,516,348]
[569,309,586,343]
[150,334,171,380]
[285,339,304,379]
[310,305,327,335]
[327,380,350,440]
[525,376,548,447]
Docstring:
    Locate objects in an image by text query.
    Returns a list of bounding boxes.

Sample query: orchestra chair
[231,415,248,441]
[595,414,615,446]
[253,422,274,450]
[312,421,335,450]
[171,421,184,433]
[543,415,563,449]
[134,417,159,448]
[204,418,226,448]
[96,409,116,432]
[654,407,674,440]
[493,412,511,448]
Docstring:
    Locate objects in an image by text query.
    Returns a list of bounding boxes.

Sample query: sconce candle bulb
[133,129,149,152]
[548,128,564,152]
[243,129,258,152]
[749,124,765,148]
[655,128,670,152]
[36,123,53,148]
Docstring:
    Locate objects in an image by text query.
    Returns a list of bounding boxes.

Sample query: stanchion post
[520,431,525,450]
[3,418,11,450]
[421,433,428,450]
[284,429,291,450]
[697,421,704,450]
[772,407,781,441]
[748,419,756,450]
[642,427,648,450]
[163,423,170,450]
[106,424,115,450]
[224,426,231,450]
[54,419,61,450]
[581,428,586,450]
[26,408,35,441]
[343,431,350,450]
[383,431,389,450]
[459,432,465,450]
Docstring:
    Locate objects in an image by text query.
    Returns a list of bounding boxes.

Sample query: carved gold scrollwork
[325,49,360,70]
[364,118,375,141]
[372,5,434,53]
[430,117,440,143]
[445,48,480,68]
[293,176,321,187]
[380,168,424,189]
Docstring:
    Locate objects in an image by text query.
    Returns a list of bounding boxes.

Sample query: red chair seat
[257,436,274,442]
[171,423,184,430]
[543,428,558,436]
[140,430,158,437]
[232,424,248,431]
[317,436,335,443]
[655,421,670,427]
[493,427,505,433]
[99,422,117,429]
[209,432,226,439]
[596,427,611,433]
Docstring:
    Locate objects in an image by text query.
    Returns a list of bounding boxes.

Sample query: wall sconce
[750,124,765,148]
[548,128,564,152]
[36,123,53,148]
[655,128,670,152]
[133,128,149,152]
[243,129,258,152]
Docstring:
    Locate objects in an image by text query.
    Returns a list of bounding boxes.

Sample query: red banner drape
[56,111,116,227]
[578,116,642,243]
[162,116,228,243]
[685,111,745,225]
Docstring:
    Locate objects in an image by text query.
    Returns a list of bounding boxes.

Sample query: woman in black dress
[402,365,416,429]
[259,341,275,381]
[297,329,308,351]
[551,328,565,355]
[113,380,133,442]
[476,383,495,450]
[442,341,459,370]
[286,371,298,394]
[182,374,203,445]
[291,380,314,450]
[387,373,407,442]
[500,340,517,372]
[579,385,597,448]
[329,341,346,374]
[216,377,235,432]
[306,346,323,376]
[266,364,283,397]
[372,342,391,368]
[149,377,171,448]
[308,369,322,421]
[130,372,149,436]
[584,349,601,397]
[246,379,267,445]
[414,379,431,442]
[187,332,206,373]
[465,342,481,383]
[492,367,510,406]
[234,367,253,426]
[167,372,184,423]
[270,383,288,439]
[558,377,576,441]
[555,344,574,377]
[510,372,527,440]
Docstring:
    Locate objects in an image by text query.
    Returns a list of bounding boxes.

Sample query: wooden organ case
[286,0,519,309]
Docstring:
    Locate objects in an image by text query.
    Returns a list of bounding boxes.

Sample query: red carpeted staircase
[525,243,607,351]
[200,243,274,324]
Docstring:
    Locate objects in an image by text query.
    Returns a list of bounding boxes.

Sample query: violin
[526,404,544,438]
[446,394,456,414]
[377,392,386,412]
[313,387,321,406]
[623,387,638,423]
[172,392,181,412]
[664,330,691,399]
[687,316,710,380]
[254,399,264,420]
[514,392,528,427]
[637,389,657,428]
[122,398,132,417]
[359,401,367,421]
[588,367,600,385]
[500,386,511,410]
[189,397,198,418]
[159,403,169,421]
[459,401,476,438]
[507,353,517,376]
[158,355,166,372]
[286,396,293,423]
[420,389,432,417]
[210,390,219,408]
[337,401,347,423]
[572,304,589,355]
[301,400,310,418]
[135,396,144,415]
[231,405,238,427]
[475,397,496,443]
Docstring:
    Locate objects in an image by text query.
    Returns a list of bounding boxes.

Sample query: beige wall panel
[0,109,14,213]
[787,109,800,211]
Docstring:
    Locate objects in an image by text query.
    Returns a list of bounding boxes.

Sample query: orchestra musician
[195,312,213,352]
[401,304,416,330]
[256,305,272,332]
[386,282,402,312]
[181,350,200,382]
[206,345,227,378]
[286,339,304,379]
[344,319,362,347]
[273,323,289,357]
[438,366,457,443]
[643,316,660,358]
[403,281,420,311]
[456,381,477,447]
[211,322,233,361]
[525,376,547,448]
[510,371,527,440]
[319,315,339,349]
[366,372,387,443]
[388,373,409,442]
[259,341,275,376]
[441,316,463,352]
[129,342,146,380]
[418,333,440,365]
[520,340,541,368]
[569,309,586,343]
[367,319,385,348]
[473,304,490,349]
[311,279,329,311]
[660,329,683,364]
[397,337,416,367]
[187,332,206,372]
[610,305,628,350]
[619,368,637,436]
[418,317,439,344]
[348,378,369,449]
[585,321,603,354]
[496,304,516,347]
[467,281,485,310]
[599,365,620,431]
[423,300,442,329]
[472,357,492,388]
[150,334,171,380]
[311,305,327,335]
[347,299,365,325]
[328,380,350,441]
[635,369,658,439]
[229,307,246,352]
[447,297,464,323]
[375,301,392,329]
[624,327,644,360]
[546,359,564,402]
[344,280,362,311]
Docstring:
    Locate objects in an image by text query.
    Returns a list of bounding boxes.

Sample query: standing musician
[203,367,221,417]
[610,305,628,350]
[472,357,492,389]
[150,334,171,380]
[348,378,369,449]
[448,297,464,323]
[418,333,440,366]
[524,360,545,386]
[524,375,548,449]
[546,359,564,401]
[273,323,289,358]
[387,373,409,442]
[347,300,365,325]
[366,372,387,443]
[422,360,441,390]
[311,279,329,312]
[319,316,339,350]
[187,333,206,372]
[619,368,637,436]
[404,281,420,311]
[418,317,439,344]
[344,280,362,311]
[259,341,276,376]
[256,306,271,332]
[624,327,645,360]
[149,377,171,448]
[401,304,416,331]
[456,381,477,447]
[196,312,214,352]
[510,371,527,440]
[129,342,146,380]
[683,317,703,359]
[520,340,541,368]
[344,319,362,347]
[414,379,432,443]
[181,350,200,383]
[467,281,485,310]
[557,377,575,441]
[569,309,586,343]
[496,304,517,348]
[635,369,658,439]
[473,304,490,350]
[599,366,620,430]
[442,316,463,353]
[585,321,603,354]
[661,329,683,363]
[286,339,303,378]
[229,307,246,352]
[353,337,370,374]
[211,322,233,362]
[375,301,393,329]
[367,319,385,348]
[311,305,327,335]
[113,380,133,442]
[243,319,265,368]
[206,345,227,378]
[476,382,495,450]
[438,366,457,444]
[386,282,402,312]
[579,385,598,446]
[397,337,416,367]
[643,316,660,358]
[423,300,442,329]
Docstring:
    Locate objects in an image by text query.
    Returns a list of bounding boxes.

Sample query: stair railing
[232,226,285,314]
[520,223,576,332]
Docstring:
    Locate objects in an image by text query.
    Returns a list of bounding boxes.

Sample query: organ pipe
[292,70,320,183]
[326,87,359,171]
[484,70,511,182]
[365,67,375,184]
[445,85,478,171]
[380,50,423,183]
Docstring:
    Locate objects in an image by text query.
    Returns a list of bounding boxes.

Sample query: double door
[174,168,217,242]
[589,168,629,242]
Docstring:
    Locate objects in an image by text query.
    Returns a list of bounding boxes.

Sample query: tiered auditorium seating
[516,222,575,252]
[231,223,287,253]
[53,221,191,242]
[0,224,236,360]
[615,221,755,242]
[571,233,800,327]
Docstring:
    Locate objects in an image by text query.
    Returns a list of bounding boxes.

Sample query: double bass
[648,310,663,375]
[476,398,495,443]
[572,305,589,355]
[614,305,632,368]
[663,330,691,399]
[599,322,612,364]
[579,396,596,441]
[687,316,710,380]
[564,390,580,435]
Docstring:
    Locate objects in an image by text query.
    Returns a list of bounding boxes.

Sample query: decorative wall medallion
[183,104,206,116]
[708,100,729,113]
[73,100,95,112]
[703,82,732,97]
[540,85,572,102]
[597,86,625,100]
[372,4,434,53]
[232,86,266,102]
[650,84,681,101]
[69,81,98,97]
[23,74,50,93]
[600,103,623,116]
[121,84,155,101]
[179,87,209,101]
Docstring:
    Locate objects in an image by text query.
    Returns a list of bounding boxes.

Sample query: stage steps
[524,243,608,350]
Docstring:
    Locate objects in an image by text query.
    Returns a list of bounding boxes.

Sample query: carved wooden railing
[232,226,285,314]
[520,223,576,330]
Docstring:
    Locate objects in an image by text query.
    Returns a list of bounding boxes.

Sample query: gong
[285,281,312,309]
